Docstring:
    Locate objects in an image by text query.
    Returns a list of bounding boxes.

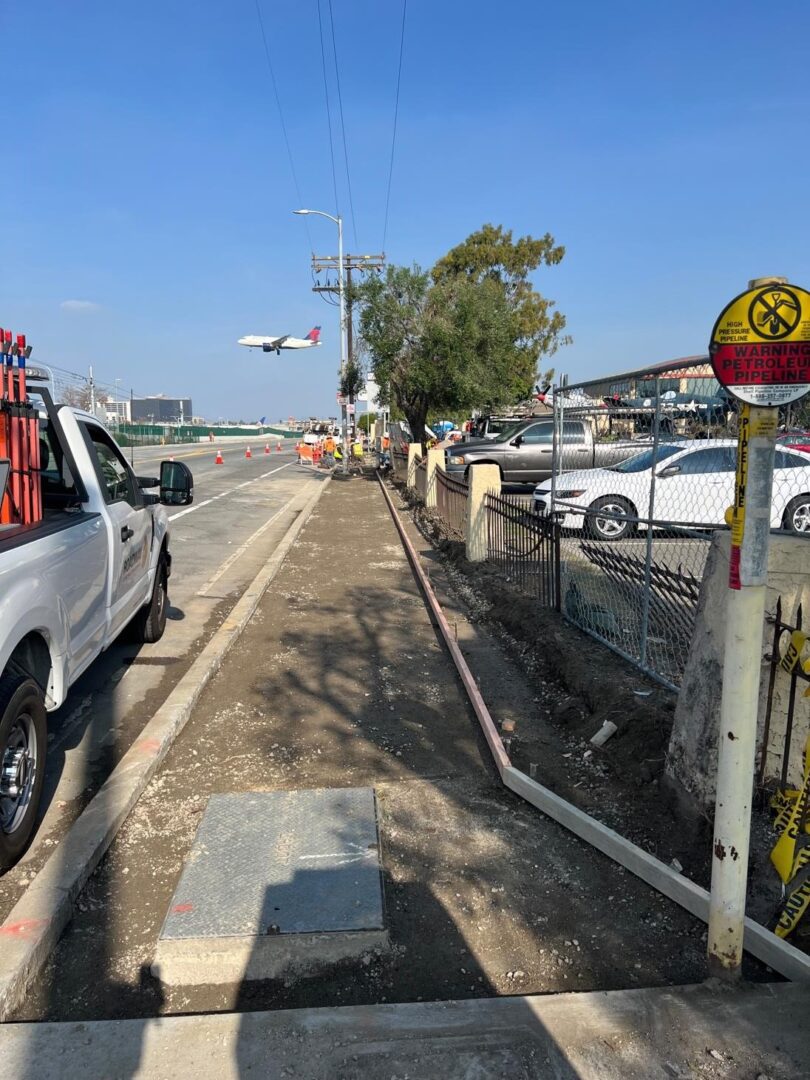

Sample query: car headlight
[555,489,586,498]
[451,455,466,465]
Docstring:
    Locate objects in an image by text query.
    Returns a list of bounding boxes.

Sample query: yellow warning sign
[710,282,810,407]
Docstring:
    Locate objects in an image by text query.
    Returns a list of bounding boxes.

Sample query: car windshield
[610,444,684,473]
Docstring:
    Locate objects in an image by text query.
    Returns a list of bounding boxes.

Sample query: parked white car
[533,441,810,541]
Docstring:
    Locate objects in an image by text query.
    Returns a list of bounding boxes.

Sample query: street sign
[336,393,347,406]
[710,282,810,406]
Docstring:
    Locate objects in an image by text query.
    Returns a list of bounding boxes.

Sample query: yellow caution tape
[771,736,810,884]
[780,630,809,674]
[768,637,810,937]
[775,849,810,939]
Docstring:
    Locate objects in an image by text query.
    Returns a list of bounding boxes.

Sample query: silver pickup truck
[445,417,641,484]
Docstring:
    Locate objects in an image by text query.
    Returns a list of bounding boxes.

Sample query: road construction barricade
[297,443,314,465]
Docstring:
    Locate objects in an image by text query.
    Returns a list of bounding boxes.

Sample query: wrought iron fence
[415,456,427,500]
[486,493,560,607]
[760,598,810,794]
[391,449,408,481]
[542,356,810,687]
[436,468,468,539]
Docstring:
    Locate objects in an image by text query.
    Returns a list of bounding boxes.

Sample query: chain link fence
[540,357,810,687]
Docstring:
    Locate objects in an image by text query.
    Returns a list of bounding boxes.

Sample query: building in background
[131,395,193,423]
[105,399,131,424]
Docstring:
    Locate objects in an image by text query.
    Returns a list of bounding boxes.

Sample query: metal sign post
[707,277,810,979]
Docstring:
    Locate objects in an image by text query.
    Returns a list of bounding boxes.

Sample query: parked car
[446,418,642,485]
[0,379,193,868]
[532,441,810,540]
[778,431,810,454]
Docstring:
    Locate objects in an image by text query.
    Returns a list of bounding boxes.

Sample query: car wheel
[0,675,47,871]
[584,496,636,541]
[132,553,169,644]
[783,495,810,535]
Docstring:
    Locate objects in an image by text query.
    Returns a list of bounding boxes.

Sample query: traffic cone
[215,450,223,465]
[245,446,252,459]
[276,442,282,452]
[264,444,270,455]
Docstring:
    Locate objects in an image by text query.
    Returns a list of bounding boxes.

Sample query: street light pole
[294,208,348,474]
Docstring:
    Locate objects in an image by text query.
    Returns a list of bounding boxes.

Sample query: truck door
[560,421,592,471]
[79,422,154,641]
[507,421,554,483]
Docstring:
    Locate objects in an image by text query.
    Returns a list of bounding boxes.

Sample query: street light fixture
[294,208,348,474]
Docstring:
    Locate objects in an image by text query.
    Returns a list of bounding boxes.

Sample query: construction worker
[323,433,336,466]
[334,442,343,465]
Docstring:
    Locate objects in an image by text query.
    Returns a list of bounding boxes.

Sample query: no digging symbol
[748,286,801,340]
[710,280,810,407]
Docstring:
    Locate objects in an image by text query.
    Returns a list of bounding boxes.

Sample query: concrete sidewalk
[10,475,807,1076]
[4,981,808,1078]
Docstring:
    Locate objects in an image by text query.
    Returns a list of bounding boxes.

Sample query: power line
[252,0,313,250]
[316,0,341,219]
[382,1,407,256]
[326,0,359,248]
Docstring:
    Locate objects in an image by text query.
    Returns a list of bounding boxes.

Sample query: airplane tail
[305,326,321,342]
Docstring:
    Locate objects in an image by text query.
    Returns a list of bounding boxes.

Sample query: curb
[0,475,330,1021]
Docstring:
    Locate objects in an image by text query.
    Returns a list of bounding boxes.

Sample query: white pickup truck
[0,374,193,869]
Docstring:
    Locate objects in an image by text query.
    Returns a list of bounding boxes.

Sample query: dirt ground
[14,473,769,1025]
[408,492,792,937]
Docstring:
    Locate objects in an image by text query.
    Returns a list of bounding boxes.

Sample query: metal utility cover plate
[160,788,384,941]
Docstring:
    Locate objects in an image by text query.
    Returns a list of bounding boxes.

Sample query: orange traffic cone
[276,442,282,452]
[215,450,223,465]
[245,446,252,459]
[264,444,270,455]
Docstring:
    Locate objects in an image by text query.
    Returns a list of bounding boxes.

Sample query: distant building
[131,395,193,423]
[105,399,131,424]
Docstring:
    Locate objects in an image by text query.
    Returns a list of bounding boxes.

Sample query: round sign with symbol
[710,282,810,406]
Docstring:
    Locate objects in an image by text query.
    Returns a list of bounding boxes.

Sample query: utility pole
[311,252,384,453]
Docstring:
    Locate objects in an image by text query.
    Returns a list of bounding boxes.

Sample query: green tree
[356,225,569,443]
[433,223,569,393]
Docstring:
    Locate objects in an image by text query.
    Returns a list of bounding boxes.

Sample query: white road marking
[168,462,294,521]
[197,491,301,596]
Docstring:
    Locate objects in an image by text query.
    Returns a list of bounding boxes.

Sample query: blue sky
[2,1,809,421]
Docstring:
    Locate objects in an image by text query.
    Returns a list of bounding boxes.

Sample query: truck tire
[584,495,636,542]
[0,675,47,871]
[132,553,169,644]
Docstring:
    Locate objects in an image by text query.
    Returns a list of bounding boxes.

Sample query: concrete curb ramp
[0,476,330,1022]
[3,982,809,1079]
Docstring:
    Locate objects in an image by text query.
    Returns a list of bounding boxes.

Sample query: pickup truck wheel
[584,496,636,542]
[0,676,47,871]
[132,554,169,644]
[783,495,810,534]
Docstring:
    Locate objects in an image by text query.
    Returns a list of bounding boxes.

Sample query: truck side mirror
[160,460,194,506]
[511,435,523,447]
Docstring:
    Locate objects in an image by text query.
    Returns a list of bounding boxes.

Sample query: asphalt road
[0,438,323,917]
